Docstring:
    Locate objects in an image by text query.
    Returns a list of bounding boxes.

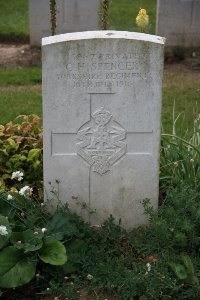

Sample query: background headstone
[29,0,100,46]
[156,0,200,47]
[42,31,165,229]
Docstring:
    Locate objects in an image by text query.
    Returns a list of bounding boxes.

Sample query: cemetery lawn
[0,0,28,42]
[163,70,200,135]
[0,67,41,85]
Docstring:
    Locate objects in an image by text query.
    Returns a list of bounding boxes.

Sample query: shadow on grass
[0,33,29,44]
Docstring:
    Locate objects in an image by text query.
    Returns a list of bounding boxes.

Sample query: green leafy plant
[160,109,200,190]
[0,115,43,193]
[0,191,67,288]
[170,254,199,285]
[0,111,200,298]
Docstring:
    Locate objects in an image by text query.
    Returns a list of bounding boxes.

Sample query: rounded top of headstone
[42,30,165,46]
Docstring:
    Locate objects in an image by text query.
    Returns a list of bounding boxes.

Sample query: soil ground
[0,43,41,67]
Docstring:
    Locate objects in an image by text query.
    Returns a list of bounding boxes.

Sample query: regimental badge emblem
[76,107,127,175]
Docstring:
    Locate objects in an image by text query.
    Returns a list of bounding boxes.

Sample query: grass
[0,68,41,85]
[0,85,42,123]
[0,0,28,42]
[0,68,42,124]
[162,71,200,135]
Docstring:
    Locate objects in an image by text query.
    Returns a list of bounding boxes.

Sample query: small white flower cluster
[7,194,13,200]
[146,263,151,272]
[87,274,93,280]
[11,171,23,181]
[145,263,151,275]
[0,225,8,236]
[19,186,33,197]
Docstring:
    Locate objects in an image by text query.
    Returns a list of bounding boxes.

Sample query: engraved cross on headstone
[51,92,153,222]
[51,93,153,164]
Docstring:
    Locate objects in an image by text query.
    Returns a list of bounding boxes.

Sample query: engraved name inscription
[56,48,153,89]
[76,107,127,175]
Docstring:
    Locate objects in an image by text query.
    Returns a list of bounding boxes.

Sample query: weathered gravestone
[29,0,100,46]
[156,0,200,47]
[42,31,165,229]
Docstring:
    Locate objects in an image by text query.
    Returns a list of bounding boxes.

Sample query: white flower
[0,225,8,236]
[7,194,13,200]
[146,263,151,272]
[11,171,23,181]
[19,186,33,197]
[87,274,93,280]
[41,228,47,233]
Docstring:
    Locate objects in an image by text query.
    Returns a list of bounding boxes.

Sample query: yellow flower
[136,8,149,32]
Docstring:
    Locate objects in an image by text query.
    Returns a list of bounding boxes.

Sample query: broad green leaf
[19,155,27,161]
[0,195,14,218]
[39,240,67,265]
[27,149,41,161]
[62,239,87,273]
[33,160,41,169]
[169,262,187,280]
[46,211,77,240]
[10,230,43,252]
[0,215,11,250]
[2,174,10,180]
[0,246,36,288]
[181,254,194,274]
[1,149,8,156]
[6,138,18,150]
[187,274,199,285]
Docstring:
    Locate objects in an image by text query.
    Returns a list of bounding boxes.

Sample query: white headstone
[156,0,200,47]
[42,31,165,229]
[29,0,100,46]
